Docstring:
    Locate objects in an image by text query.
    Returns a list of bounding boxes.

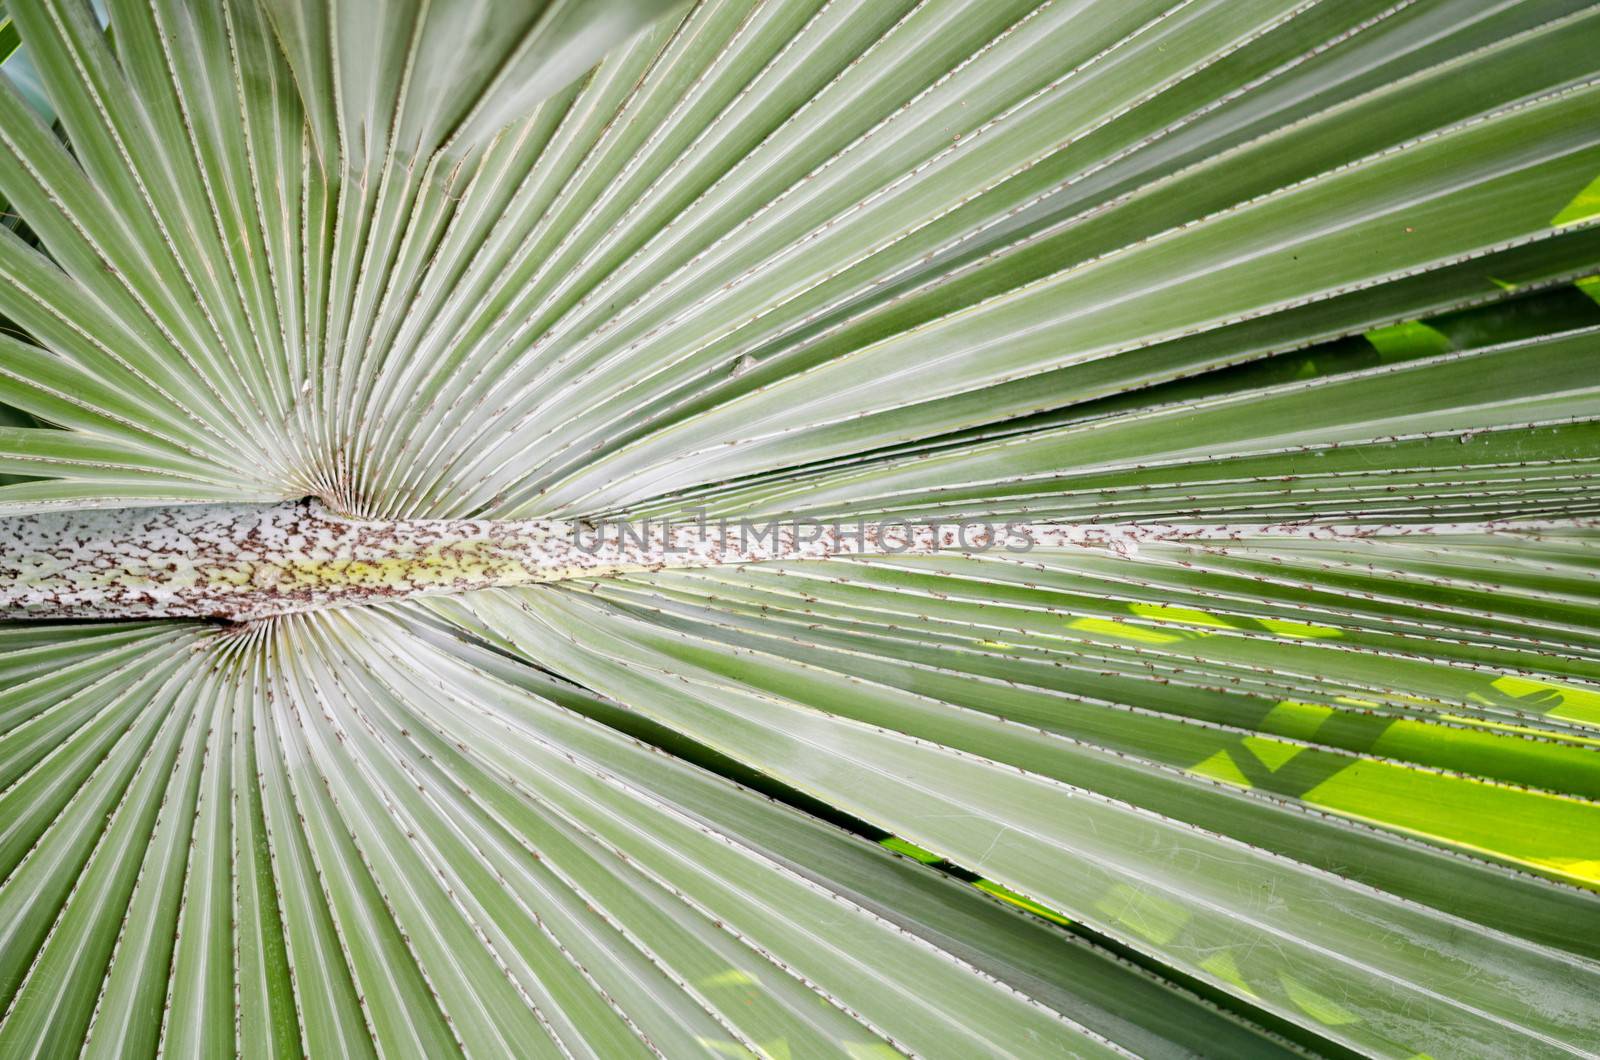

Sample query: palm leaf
[2,1,1599,1056]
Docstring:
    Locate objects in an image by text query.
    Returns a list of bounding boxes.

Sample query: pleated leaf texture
[2,1,1600,1057]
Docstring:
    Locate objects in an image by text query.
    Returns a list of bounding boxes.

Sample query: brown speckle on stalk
[0,500,1572,622]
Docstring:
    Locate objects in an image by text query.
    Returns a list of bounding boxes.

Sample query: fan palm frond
[2,1,1600,1056]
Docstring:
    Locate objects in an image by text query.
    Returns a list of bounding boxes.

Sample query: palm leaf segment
[2,0,1600,1056]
